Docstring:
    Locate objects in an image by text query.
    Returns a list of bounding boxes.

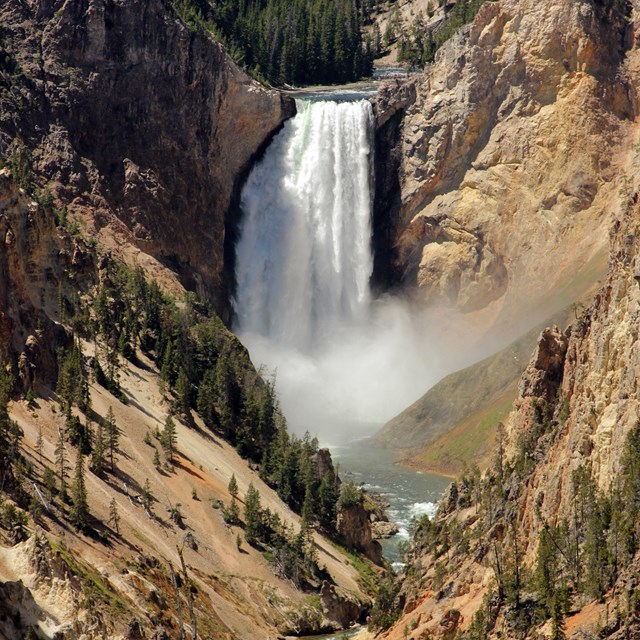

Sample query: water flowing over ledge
[234,96,443,437]
[235,99,374,354]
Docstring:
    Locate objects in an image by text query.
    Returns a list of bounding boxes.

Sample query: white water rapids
[234,98,440,439]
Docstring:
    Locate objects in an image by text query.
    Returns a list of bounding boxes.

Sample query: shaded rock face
[0,0,293,317]
[517,327,568,402]
[321,581,366,628]
[313,448,337,483]
[0,580,40,639]
[336,503,383,565]
[0,169,87,388]
[372,0,635,335]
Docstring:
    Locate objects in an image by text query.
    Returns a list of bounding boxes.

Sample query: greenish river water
[298,628,362,640]
[297,438,451,640]
[327,434,452,566]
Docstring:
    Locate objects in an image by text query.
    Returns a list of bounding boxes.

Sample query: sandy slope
[3,346,367,638]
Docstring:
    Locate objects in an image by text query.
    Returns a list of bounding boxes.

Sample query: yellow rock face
[373,0,636,342]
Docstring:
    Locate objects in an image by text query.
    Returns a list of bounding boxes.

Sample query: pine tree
[277,446,297,506]
[621,420,640,558]
[160,340,176,390]
[214,353,236,439]
[141,478,154,513]
[71,449,90,531]
[318,470,339,529]
[153,447,161,469]
[196,369,217,427]
[551,591,567,640]
[109,497,120,535]
[54,428,69,502]
[535,526,559,616]
[244,482,262,544]
[56,341,89,416]
[161,415,177,463]
[223,495,240,525]
[24,626,38,640]
[26,387,36,409]
[175,368,191,417]
[90,420,107,477]
[257,381,277,452]
[105,406,119,471]
[228,473,238,498]
[36,427,44,464]
[43,466,57,499]
[105,344,120,391]
[301,485,315,527]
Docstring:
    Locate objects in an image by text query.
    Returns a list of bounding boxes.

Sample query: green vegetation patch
[409,388,516,476]
[51,541,131,614]
[167,0,374,86]
[329,541,378,595]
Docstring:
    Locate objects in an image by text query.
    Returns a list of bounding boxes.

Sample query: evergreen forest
[169,0,376,85]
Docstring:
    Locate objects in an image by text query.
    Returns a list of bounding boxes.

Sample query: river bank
[328,437,451,565]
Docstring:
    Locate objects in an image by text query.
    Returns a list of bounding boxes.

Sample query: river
[325,431,451,565]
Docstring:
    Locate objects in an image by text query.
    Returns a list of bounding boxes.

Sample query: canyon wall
[368,0,640,632]
[372,0,636,341]
[375,164,640,640]
[0,0,293,317]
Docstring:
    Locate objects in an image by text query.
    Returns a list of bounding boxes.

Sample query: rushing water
[235,98,374,352]
[235,97,442,436]
[330,439,451,565]
[234,94,451,566]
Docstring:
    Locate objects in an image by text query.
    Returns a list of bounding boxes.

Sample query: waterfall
[235,99,374,353]
[234,97,439,439]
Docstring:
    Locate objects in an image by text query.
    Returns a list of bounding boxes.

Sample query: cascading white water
[234,97,441,440]
[235,99,374,353]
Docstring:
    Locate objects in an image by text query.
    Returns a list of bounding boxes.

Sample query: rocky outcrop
[0,169,90,388]
[321,581,366,628]
[372,0,635,338]
[0,0,293,317]
[337,503,383,565]
[507,195,640,548]
[517,327,568,403]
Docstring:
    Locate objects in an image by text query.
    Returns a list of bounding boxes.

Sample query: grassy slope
[372,243,609,477]
[372,321,547,449]
[403,386,516,476]
[372,312,568,477]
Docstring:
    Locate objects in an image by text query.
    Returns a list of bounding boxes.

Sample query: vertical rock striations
[372,0,635,337]
[0,168,90,389]
[0,0,294,317]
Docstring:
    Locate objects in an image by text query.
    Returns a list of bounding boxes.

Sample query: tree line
[169,0,375,86]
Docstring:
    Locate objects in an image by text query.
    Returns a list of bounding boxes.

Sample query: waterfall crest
[234,97,440,439]
[235,99,374,353]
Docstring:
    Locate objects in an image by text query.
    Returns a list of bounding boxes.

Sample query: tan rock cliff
[372,194,640,640]
[365,0,640,637]
[0,168,93,389]
[372,0,635,341]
